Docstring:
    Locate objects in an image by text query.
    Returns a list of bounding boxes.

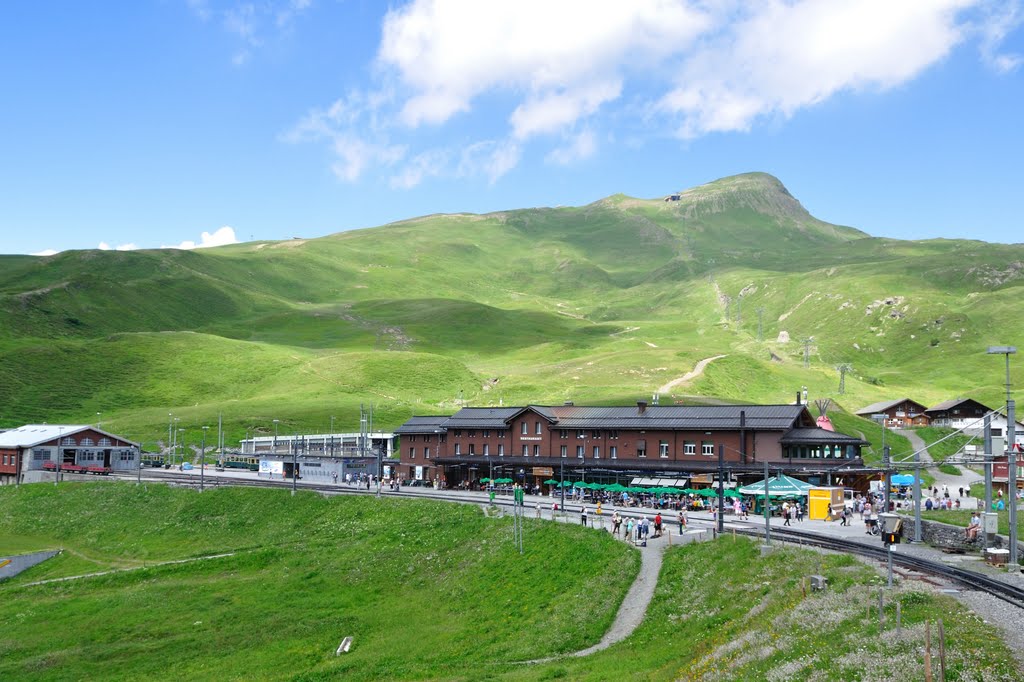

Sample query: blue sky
[2,1,1022,256]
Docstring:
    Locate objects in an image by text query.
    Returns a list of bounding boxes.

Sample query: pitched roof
[0,424,138,448]
[855,398,926,415]
[397,404,813,433]
[780,427,867,445]
[925,398,992,414]
[393,416,449,434]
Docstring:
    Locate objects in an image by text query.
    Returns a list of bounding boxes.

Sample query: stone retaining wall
[903,517,1024,556]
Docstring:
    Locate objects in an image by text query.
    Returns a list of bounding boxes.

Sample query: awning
[629,477,688,488]
[738,474,813,497]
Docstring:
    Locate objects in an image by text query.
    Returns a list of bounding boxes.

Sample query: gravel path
[896,428,983,498]
[657,355,728,395]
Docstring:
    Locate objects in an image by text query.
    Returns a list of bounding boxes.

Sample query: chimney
[796,391,801,405]
[637,400,648,415]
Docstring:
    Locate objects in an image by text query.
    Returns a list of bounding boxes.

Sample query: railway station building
[394,402,868,490]
[0,424,140,485]
[237,432,397,482]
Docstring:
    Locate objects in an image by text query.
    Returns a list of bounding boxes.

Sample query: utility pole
[291,434,298,497]
[756,306,765,342]
[200,426,208,493]
[837,364,852,394]
[802,338,813,368]
[988,345,1017,571]
[717,444,725,534]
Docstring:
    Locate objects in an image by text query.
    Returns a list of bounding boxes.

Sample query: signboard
[415,465,424,481]
[259,460,284,475]
[532,467,554,476]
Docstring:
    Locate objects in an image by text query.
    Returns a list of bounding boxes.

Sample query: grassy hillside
[1,172,1022,452]
[2,485,1019,681]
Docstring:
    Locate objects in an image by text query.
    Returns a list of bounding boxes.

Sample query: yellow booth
[808,487,844,521]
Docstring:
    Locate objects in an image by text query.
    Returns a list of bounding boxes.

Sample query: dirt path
[895,429,983,496]
[657,355,728,395]
[20,552,236,587]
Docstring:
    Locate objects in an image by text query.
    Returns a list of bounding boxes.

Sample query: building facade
[394,402,867,489]
[856,399,930,428]
[238,432,397,482]
[0,424,140,485]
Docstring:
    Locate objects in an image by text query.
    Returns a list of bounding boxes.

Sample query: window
[684,441,696,455]
[559,430,568,439]
[636,443,646,458]
[483,444,489,456]
[498,444,504,456]
[467,430,476,437]
[659,441,669,458]
[521,422,528,435]
[99,438,112,446]
[425,447,431,459]
[120,450,134,461]
[591,430,601,439]
[468,444,475,455]
[80,438,94,446]
[608,430,619,439]
[560,445,567,458]
[60,437,75,446]
[592,445,600,459]
[577,430,585,439]
[33,449,47,461]
[536,422,542,435]
[534,445,540,457]
[409,447,416,459]
[454,444,461,455]
[702,442,714,456]
[2,455,6,465]
[482,430,490,438]
[576,445,584,458]
[610,446,617,459]
[453,429,462,437]
[439,434,447,443]
[498,430,506,438]
[522,445,529,456]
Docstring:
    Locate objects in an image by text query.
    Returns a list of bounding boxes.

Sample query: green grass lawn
[2,483,1021,681]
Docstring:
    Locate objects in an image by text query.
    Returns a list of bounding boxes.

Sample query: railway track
[119,471,1024,609]
[732,525,1024,610]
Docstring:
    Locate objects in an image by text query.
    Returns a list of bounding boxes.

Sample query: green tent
[724,489,742,499]
[543,479,559,485]
[479,477,491,483]
[697,488,719,497]
[738,474,812,497]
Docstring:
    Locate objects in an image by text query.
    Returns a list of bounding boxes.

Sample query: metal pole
[55,426,62,486]
[200,426,207,492]
[887,544,894,588]
[168,413,173,463]
[291,435,297,497]
[717,444,725,534]
[560,458,565,513]
[764,459,771,545]
[1006,355,1018,570]
[883,445,891,513]
[912,449,922,542]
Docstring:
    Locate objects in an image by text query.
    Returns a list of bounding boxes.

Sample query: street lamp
[291,434,298,497]
[177,428,184,469]
[167,413,173,465]
[872,413,891,512]
[988,345,1017,571]
[200,425,209,492]
[273,419,280,455]
[96,412,101,428]
[330,415,336,459]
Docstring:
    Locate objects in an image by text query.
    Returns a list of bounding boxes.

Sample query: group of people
[780,501,804,526]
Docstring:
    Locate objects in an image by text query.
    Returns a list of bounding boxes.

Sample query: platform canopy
[738,474,813,497]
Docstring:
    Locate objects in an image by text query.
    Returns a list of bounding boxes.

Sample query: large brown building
[394,402,866,489]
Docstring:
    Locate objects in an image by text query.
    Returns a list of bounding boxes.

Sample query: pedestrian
[796,502,804,522]
[654,513,662,538]
[958,486,964,498]
[332,471,338,484]
[626,518,634,542]
[612,511,621,536]
[678,509,685,533]
[783,503,791,526]
[581,507,588,526]
[536,502,541,519]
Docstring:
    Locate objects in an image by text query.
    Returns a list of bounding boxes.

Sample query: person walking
[783,503,791,527]
[581,507,589,526]
[678,509,686,533]
[625,518,634,543]
[654,513,663,538]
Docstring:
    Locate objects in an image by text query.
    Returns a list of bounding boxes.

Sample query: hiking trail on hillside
[657,355,728,395]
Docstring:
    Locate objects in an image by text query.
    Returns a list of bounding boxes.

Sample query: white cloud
[162,226,240,250]
[98,242,138,251]
[288,0,1022,186]
[379,0,708,130]
[31,249,59,257]
[660,0,972,138]
[546,129,597,166]
[187,0,313,65]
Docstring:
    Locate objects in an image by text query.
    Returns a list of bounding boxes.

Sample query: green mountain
[2,172,1021,448]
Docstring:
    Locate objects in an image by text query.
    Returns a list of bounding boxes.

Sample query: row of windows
[408,441,721,459]
[449,430,506,438]
[57,437,113,447]
[785,445,858,459]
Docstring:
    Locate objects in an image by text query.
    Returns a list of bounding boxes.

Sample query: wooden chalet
[855,398,930,428]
